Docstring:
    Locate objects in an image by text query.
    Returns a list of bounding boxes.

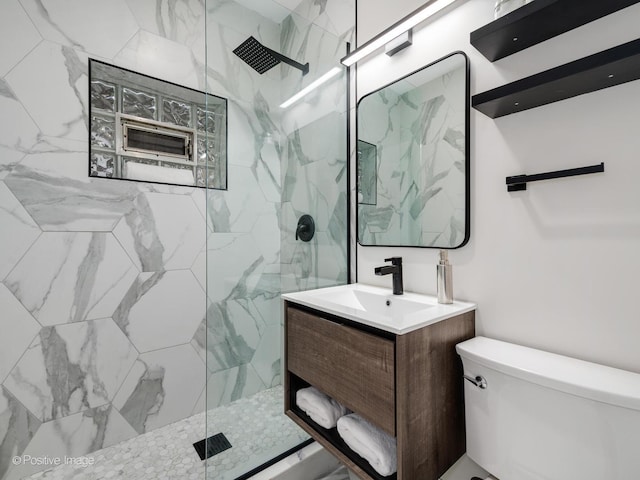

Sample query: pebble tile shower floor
[25,386,309,480]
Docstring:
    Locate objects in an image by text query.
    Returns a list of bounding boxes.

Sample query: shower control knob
[295,215,315,242]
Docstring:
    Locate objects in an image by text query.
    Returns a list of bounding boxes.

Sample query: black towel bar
[506,162,605,192]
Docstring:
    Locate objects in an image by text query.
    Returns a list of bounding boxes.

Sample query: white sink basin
[309,286,433,317]
[282,283,476,335]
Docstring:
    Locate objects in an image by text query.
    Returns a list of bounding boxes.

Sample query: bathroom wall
[356,0,640,373]
[0,0,353,478]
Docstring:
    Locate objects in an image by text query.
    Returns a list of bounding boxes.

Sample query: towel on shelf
[336,413,397,477]
[124,162,195,185]
[296,387,349,429]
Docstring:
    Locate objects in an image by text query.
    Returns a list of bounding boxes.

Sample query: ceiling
[232,0,305,23]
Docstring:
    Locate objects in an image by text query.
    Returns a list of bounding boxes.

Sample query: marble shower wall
[202,0,352,416]
[283,0,353,289]
[358,66,466,247]
[0,1,214,478]
[0,0,352,478]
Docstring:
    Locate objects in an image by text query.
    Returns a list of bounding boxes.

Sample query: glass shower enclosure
[202,1,352,478]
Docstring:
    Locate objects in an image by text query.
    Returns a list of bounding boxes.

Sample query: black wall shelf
[472,38,640,118]
[470,0,640,62]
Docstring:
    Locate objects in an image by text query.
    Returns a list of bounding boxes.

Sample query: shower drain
[193,432,232,461]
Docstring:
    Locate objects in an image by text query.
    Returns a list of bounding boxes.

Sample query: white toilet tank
[456,336,640,480]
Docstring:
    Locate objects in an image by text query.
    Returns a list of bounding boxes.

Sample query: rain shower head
[233,36,309,76]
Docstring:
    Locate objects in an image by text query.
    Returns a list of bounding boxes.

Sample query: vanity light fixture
[340,0,459,67]
[279,67,342,108]
[385,30,412,57]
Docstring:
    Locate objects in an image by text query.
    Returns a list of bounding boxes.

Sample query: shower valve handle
[295,215,315,242]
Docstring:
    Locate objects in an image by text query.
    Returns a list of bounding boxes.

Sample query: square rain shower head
[233,36,281,74]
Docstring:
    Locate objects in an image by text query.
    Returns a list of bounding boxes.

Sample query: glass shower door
[202,0,351,478]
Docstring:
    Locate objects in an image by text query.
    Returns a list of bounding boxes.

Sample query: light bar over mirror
[341,0,461,66]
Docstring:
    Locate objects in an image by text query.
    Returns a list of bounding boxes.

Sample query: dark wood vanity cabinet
[283,302,475,480]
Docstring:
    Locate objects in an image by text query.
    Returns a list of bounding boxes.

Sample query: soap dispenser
[437,250,453,304]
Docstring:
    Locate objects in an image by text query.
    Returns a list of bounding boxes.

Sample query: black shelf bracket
[506,162,605,192]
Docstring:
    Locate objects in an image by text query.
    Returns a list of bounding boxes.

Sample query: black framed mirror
[357,51,470,248]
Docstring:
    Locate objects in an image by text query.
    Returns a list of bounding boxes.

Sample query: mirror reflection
[357,52,469,248]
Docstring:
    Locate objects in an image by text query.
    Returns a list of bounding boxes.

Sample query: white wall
[356,0,640,372]
[356,0,426,43]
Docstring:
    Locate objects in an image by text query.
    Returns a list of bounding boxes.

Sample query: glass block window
[89,59,227,189]
[122,88,157,120]
[90,81,116,111]
[90,152,115,178]
[162,99,192,127]
[90,114,115,149]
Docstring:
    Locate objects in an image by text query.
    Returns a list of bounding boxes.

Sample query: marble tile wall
[202,0,352,421]
[0,0,352,478]
[0,2,211,477]
[278,0,352,292]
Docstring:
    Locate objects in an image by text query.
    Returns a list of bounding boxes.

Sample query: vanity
[282,284,476,480]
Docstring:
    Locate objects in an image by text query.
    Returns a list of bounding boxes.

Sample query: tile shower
[0,1,353,479]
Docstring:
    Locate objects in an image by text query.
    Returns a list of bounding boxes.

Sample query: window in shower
[89,59,228,189]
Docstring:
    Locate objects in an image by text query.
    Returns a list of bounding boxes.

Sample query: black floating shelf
[472,38,640,119]
[470,0,640,62]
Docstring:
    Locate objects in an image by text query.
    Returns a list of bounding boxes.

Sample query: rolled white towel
[124,162,195,185]
[296,387,349,429]
[337,413,397,477]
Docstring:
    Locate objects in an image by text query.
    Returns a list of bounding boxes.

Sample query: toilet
[456,336,640,480]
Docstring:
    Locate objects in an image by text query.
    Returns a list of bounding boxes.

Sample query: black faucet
[374,257,403,295]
